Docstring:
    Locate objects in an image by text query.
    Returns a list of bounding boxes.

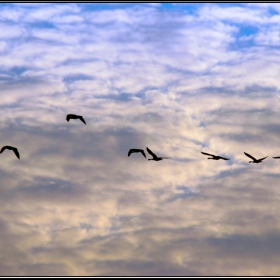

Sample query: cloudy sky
[1,2,280,276]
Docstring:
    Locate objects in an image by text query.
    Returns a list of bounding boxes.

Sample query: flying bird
[128,149,146,158]
[146,147,171,161]
[0,146,20,159]
[244,152,268,163]
[201,152,229,160]
[66,114,86,125]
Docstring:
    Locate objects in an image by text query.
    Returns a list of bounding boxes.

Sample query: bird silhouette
[128,149,146,158]
[66,114,86,125]
[146,147,171,161]
[0,146,20,159]
[201,152,229,160]
[244,152,268,163]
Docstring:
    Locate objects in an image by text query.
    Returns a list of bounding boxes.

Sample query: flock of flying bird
[128,148,274,163]
[1,113,280,163]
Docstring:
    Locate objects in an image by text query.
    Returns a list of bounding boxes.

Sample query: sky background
[1,2,280,276]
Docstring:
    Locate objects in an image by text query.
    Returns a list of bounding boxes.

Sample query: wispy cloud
[0,3,280,276]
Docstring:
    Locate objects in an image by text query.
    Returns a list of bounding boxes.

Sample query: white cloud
[22,4,80,22]
[255,26,280,45]
[31,28,80,44]
[0,23,25,38]
[0,2,279,276]
[198,5,269,24]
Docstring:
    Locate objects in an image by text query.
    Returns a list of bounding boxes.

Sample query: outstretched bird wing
[273,156,280,159]
[146,147,157,159]
[201,152,215,157]
[128,149,135,157]
[258,156,268,161]
[128,149,146,158]
[79,116,86,125]
[12,148,20,159]
[140,150,146,158]
[244,152,257,161]
[0,146,7,153]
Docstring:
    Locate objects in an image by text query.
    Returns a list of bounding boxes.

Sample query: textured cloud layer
[0,3,280,276]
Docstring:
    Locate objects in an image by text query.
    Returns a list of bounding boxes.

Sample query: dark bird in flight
[146,147,171,161]
[128,149,146,158]
[66,114,86,125]
[244,152,268,163]
[201,152,229,160]
[0,146,20,159]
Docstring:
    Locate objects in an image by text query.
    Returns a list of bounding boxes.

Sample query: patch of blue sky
[216,3,251,8]
[28,21,56,29]
[238,25,259,37]
[161,3,202,13]
[161,3,280,22]
[181,3,254,20]
[2,66,29,77]
[77,3,208,14]
[77,3,155,12]
[0,3,17,8]
[226,23,259,50]
[161,3,256,14]
[267,6,280,16]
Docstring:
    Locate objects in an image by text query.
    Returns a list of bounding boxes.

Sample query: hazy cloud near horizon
[0,3,280,276]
